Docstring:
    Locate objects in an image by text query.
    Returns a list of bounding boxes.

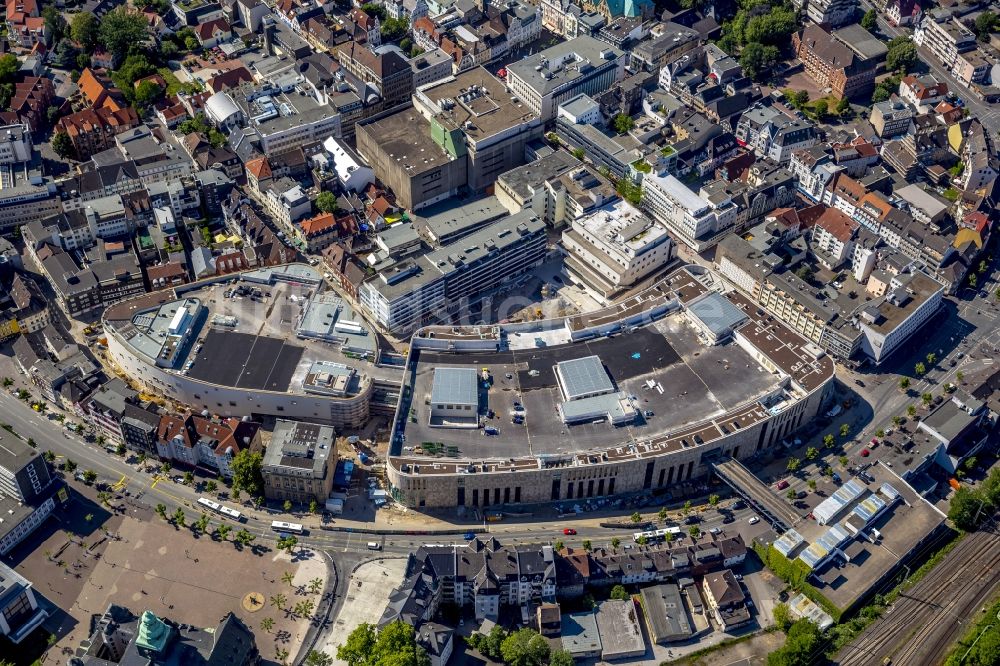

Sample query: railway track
[836,521,1000,665]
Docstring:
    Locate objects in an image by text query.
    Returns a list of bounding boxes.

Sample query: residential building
[797,0,857,27]
[810,207,859,269]
[629,22,700,72]
[957,120,998,193]
[735,102,817,164]
[898,74,949,113]
[296,212,357,252]
[33,242,145,319]
[56,106,141,160]
[121,403,162,455]
[262,419,337,504]
[702,569,751,630]
[505,36,627,121]
[76,605,259,666]
[562,201,672,297]
[87,378,141,446]
[641,170,737,251]
[156,412,262,478]
[358,211,547,334]
[5,0,47,49]
[856,270,945,364]
[792,24,877,100]
[10,76,54,133]
[951,48,990,86]
[886,0,921,26]
[871,98,914,138]
[914,13,976,70]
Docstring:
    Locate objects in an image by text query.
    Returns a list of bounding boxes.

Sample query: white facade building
[641,171,737,251]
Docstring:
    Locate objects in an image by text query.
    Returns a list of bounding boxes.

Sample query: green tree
[183,471,194,485]
[658,506,668,522]
[134,80,163,107]
[807,479,817,492]
[965,456,978,471]
[161,461,171,474]
[610,584,629,600]
[549,649,575,666]
[689,525,701,537]
[786,457,801,472]
[305,651,332,666]
[739,42,780,81]
[969,273,979,289]
[922,392,933,406]
[839,456,849,468]
[315,191,339,214]
[840,423,850,438]
[822,435,834,449]
[308,577,324,594]
[380,17,409,42]
[260,617,274,633]
[582,539,592,551]
[948,485,990,530]
[637,534,647,546]
[974,11,998,41]
[500,628,550,666]
[957,371,965,383]
[230,449,264,497]
[553,540,564,551]
[172,507,186,527]
[42,6,67,41]
[788,89,809,108]
[270,592,286,609]
[83,469,97,484]
[709,494,720,507]
[283,499,293,512]
[234,529,255,546]
[52,131,74,159]
[900,376,911,391]
[338,621,429,666]
[610,536,621,550]
[813,99,828,120]
[773,602,792,632]
[683,500,692,515]
[767,619,822,666]
[43,449,56,462]
[571,147,585,160]
[205,480,217,493]
[835,97,851,117]
[26,438,35,449]
[216,524,231,541]
[194,513,210,534]
[915,362,926,377]
[806,446,820,460]
[282,570,294,586]
[907,404,917,417]
[786,488,797,500]
[886,36,918,72]
[155,503,167,519]
[861,8,878,31]
[927,352,937,366]
[98,7,149,61]
[71,13,100,52]
[310,499,319,514]
[630,511,642,524]
[611,113,634,134]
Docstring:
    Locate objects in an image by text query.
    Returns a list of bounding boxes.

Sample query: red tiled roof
[196,17,231,40]
[814,207,858,242]
[246,157,272,180]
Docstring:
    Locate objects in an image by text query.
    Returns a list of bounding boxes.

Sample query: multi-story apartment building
[56,107,141,161]
[957,120,998,193]
[505,36,626,121]
[156,412,262,478]
[951,49,990,87]
[87,378,140,446]
[870,99,915,138]
[0,563,47,645]
[795,0,857,28]
[898,74,949,113]
[640,171,737,252]
[561,201,672,298]
[856,271,944,363]
[914,13,976,70]
[792,25,877,100]
[809,207,859,269]
[736,102,817,165]
[262,420,337,504]
[359,211,547,334]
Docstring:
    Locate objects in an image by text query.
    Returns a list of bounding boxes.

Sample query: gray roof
[556,355,613,400]
[506,36,624,97]
[411,195,509,244]
[264,419,335,477]
[920,400,977,443]
[430,367,478,406]
[687,291,749,338]
[641,583,693,643]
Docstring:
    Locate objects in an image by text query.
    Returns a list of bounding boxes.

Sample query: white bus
[198,498,221,513]
[271,520,304,535]
[198,498,243,522]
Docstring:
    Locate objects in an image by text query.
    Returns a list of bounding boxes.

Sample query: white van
[367,542,381,551]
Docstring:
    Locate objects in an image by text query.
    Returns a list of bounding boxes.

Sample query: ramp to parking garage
[713,459,800,533]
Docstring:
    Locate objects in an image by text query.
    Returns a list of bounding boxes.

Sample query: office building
[792,24,877,100]
[562,201,672,297]
[856,271,944,364]
[505,36,627,121]
[0,433,59,555]
[263,420,337,504]
[640,171,737,251]
[359,210,547,334]
[0,563,47,644]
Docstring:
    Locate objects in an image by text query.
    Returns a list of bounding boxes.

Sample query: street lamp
[959,610,1000,663]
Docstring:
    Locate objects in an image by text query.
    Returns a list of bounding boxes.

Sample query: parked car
[463,532,476,540]
[563,528,577,535]
[748,516,760,525]
[776,479,790,490]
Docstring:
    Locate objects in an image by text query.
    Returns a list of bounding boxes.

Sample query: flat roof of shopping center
[390,266,836,472]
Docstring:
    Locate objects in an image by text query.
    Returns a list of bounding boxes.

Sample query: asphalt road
[860,0,1000,132]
